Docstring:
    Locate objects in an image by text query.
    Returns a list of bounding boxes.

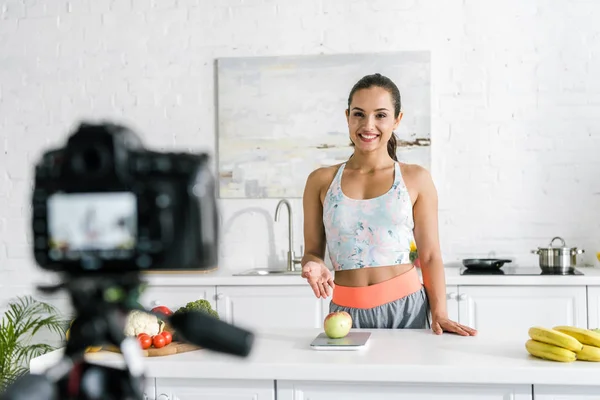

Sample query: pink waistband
[332,266,423,309]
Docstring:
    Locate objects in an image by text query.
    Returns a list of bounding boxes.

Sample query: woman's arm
[412,166,477,336]
[300,169,335,298]
[301,169,327,268]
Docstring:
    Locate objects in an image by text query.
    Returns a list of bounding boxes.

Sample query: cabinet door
[457,286,588,337]
[215,285,325,330]
[139,285,217,314]
[277,381,531,400]
[143,377,156,400]
[155,378,274,400]
[587,286,600,329]
[534,384,600,399]
[446,285,459,322]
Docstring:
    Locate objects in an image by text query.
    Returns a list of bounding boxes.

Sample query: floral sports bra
[322,162,415,271]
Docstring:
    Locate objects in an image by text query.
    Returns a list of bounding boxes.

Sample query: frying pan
[462,258,512,270]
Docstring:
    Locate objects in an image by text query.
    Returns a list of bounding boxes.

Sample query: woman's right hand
[301,261,335,299]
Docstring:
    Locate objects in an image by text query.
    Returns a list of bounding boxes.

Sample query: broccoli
[174,299,219,320]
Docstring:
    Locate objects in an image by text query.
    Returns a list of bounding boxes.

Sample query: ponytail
[387,132,398,161]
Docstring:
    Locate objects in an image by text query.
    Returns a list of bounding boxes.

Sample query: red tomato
[138,335,152,350]
[152,334,166,348]
[137,333,150,339]
[160,331,172,345]
[151,306,173,317]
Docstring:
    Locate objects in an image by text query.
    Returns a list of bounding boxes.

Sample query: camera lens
[83,148,101,170]
[71,145,110,176]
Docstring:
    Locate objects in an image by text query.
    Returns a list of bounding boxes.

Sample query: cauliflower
[124,310,163,337]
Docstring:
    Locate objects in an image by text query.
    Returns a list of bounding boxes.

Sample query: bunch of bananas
[526,326,600,362]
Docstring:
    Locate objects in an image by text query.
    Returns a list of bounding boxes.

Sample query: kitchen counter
[140,264,600,287]
[29,328,600,387]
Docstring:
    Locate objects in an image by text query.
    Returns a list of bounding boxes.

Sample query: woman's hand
[431,315,478,336]
[302,261,335,299]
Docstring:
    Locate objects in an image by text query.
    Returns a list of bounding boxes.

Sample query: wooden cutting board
[101,341,202,357]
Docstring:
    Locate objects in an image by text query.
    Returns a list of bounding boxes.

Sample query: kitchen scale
[310,331,371,351]
[460,266,584,276]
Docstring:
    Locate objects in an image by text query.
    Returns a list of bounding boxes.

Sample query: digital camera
[30,121,220,275]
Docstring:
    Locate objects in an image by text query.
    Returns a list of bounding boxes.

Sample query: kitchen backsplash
[0,0,599,304]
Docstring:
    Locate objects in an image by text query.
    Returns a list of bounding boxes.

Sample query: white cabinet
[215,285,326,330]
[140,284,327,330]
[140,282,595,335]
[587,286,600,329]
[457,286,588,337]
[277,381,532,400]
[155,378,274,399]
[533,385,600,399]
[446,285,459,322]
[144,378,156,400]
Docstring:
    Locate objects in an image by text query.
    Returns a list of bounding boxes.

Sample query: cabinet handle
[459,293,467,300]
[447,292,457,300]
[216,293,224,300]
[157,394,169,400]
[152,300,161,306]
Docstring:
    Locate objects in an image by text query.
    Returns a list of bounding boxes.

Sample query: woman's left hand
[431,315,477,336]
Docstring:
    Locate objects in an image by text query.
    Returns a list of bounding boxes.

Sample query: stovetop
[459,266,584,276]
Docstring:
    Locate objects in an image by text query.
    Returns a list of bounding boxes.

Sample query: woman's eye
[377,113,387,118]
[353,112,364,117]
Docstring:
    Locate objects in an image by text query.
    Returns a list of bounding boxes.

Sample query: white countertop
[140,264,600,287]
[29,328,600,386]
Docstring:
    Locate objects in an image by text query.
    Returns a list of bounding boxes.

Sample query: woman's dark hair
[347,73,402,161]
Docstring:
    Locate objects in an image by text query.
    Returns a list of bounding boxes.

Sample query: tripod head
[0,273,255,400]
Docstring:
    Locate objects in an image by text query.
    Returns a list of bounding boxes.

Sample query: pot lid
[537,236,578,250]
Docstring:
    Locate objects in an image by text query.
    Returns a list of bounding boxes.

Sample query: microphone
[168,311,255,357]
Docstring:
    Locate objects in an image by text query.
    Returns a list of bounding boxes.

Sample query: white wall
[1,0,599,306]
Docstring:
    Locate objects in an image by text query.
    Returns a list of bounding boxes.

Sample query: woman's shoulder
[398,161,428,176]
[307,163,343,183]
[305,163,344,194]
[398,162,433,188]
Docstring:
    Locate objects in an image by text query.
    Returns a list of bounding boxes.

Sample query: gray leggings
[329,286,431,329]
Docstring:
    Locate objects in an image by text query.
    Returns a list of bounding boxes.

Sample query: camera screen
[47,192,137,260]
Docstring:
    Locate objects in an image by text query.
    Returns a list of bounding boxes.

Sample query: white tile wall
[0,0,599,308]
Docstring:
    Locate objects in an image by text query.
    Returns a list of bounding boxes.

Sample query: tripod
[0,273,255,400]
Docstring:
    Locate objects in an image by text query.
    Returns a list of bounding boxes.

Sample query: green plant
[0,295,67,391]
[174,299,219,319]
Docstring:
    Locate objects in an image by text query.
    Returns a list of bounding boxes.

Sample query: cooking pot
[531,236,585,273]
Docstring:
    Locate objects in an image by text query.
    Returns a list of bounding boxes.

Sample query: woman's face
[346,86,402,154]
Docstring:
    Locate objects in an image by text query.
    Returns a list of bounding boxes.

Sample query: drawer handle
[447,292,457,300]
[459,293,467,300]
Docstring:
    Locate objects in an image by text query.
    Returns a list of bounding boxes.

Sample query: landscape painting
[216,51,431,199]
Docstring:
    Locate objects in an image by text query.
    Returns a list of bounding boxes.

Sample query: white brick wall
[1,0,599,307]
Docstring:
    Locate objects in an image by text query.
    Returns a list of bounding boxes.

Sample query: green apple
[323,311,352,339]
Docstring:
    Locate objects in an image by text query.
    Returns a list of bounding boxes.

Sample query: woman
[300,73,477,336]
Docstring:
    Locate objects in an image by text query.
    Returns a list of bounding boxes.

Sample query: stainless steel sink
[233,268,303,276]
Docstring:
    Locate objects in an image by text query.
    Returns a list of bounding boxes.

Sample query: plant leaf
[0,295,64,391]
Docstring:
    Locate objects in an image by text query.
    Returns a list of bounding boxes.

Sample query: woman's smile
[358,132,380,143]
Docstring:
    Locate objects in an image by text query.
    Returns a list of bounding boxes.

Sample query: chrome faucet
[275,199,303,272]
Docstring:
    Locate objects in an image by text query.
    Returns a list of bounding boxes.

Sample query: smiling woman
[300,73,477,336]
[346,74,402,161]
